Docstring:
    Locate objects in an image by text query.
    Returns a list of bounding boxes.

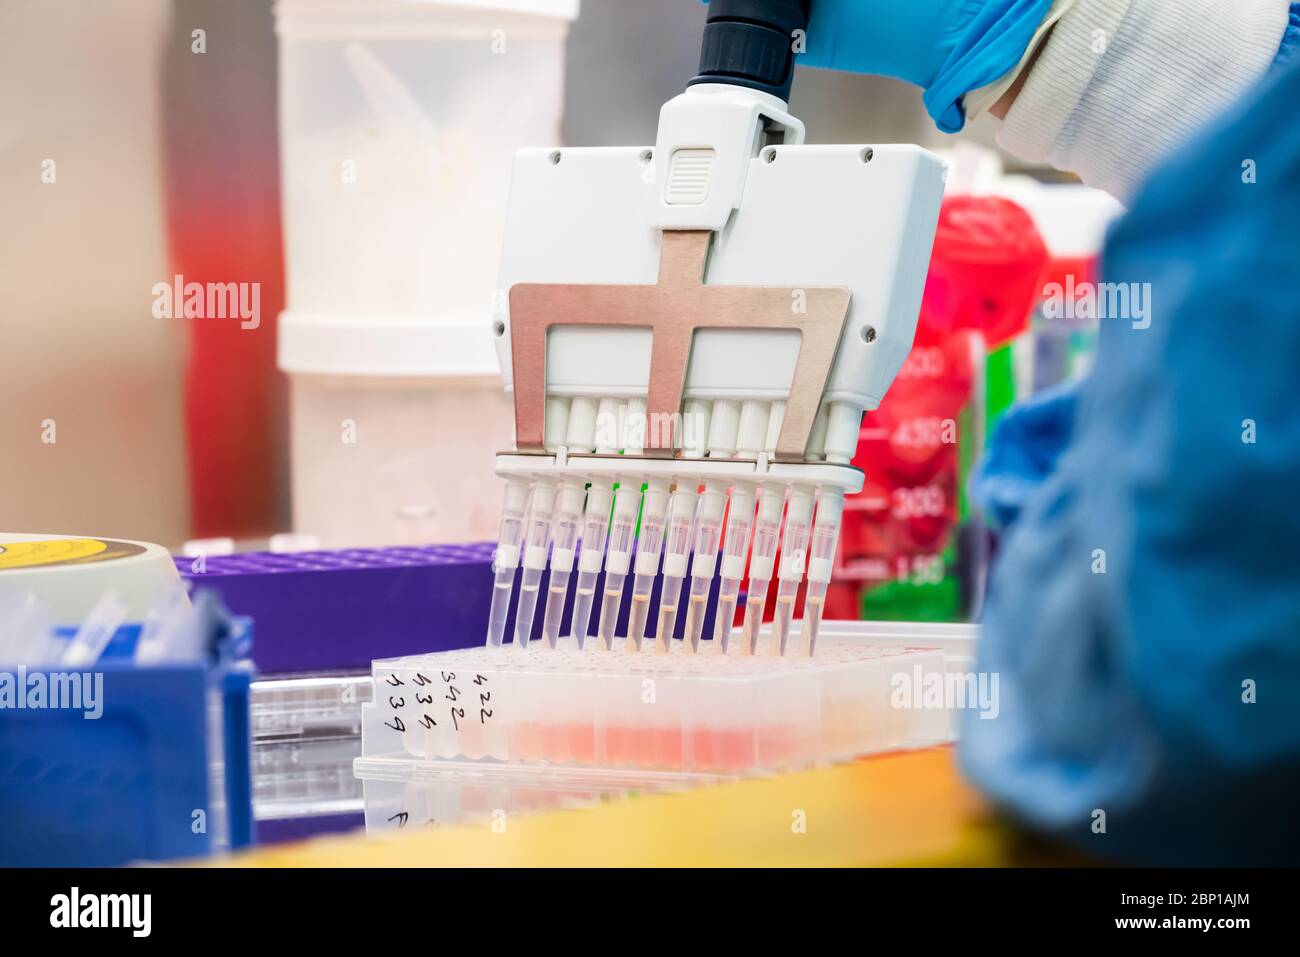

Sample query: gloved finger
[799,0,956,85]
[969,381,1081,529]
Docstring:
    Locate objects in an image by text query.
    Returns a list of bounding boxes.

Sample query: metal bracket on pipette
[506,228,852,463]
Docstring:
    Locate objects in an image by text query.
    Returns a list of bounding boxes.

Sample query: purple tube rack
[175,542,724,674]
[175,544,496,674]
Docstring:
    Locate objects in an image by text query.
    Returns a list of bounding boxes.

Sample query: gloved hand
[799,0,1057,132]
[968,380,1079,530]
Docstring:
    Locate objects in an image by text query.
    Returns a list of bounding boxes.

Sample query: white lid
[407,0,578,17]
[278,311,502,379]
[276,0,579,34]
[0,533,183,625]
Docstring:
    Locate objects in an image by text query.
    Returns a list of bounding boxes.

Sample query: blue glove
[969,381,1079,531]
[799,0,1055,132]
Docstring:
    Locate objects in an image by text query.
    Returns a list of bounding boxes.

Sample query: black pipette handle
[689,0,813,102]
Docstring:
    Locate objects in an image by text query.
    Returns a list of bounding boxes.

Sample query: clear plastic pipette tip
[570,482,613,649]
[627,576,655,653]
[796,490,844,656]
[595,573,625,650]
[485,566,515,648]
[514,578,542,650]
[771,487,813,656]
[713,582,740,654]
[713,485,755,655]
[740,584,768,655]
[538,484,583,649]
[682,488,724,654]
[627,484,668,652]
[571,572,598,650]
[653,485,697,653]
[772,582,799,656]
[513,482,557,649]
[656,574,684,653]
[739,485,784,655]
[485,480,529,647]
[540,573,570,649]
[590,482,638,650]
[801,585,827,656]
[683,575,713,653]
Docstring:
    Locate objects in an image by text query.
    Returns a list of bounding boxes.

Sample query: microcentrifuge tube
[772,485,814,656]
[513,481,558,649]
[739,485,785,655]
[712,482,756,654]
[485,478,530,647]
[683,483,726,653]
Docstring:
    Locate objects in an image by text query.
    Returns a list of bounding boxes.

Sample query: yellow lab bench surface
[227,747,1016,867]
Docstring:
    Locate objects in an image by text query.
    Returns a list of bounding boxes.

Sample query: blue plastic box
[0,656,254,867]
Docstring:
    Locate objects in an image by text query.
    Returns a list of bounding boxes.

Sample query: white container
[286,371,514,545]
[275,0,578,546]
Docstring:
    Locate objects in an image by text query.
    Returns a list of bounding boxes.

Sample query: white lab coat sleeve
[997,0,1291,201]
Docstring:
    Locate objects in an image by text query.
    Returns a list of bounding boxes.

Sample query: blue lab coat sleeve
[958,58,1300,865]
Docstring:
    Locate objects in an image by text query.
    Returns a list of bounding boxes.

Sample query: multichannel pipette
[482,0,945,657]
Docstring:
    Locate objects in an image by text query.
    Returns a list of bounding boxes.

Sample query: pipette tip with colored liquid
[683,483,726,653]
[654,484,698,653]
[738,484,785,655]
[772,485,814,656]
[797,489,844,656]
[712,482,756,654]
